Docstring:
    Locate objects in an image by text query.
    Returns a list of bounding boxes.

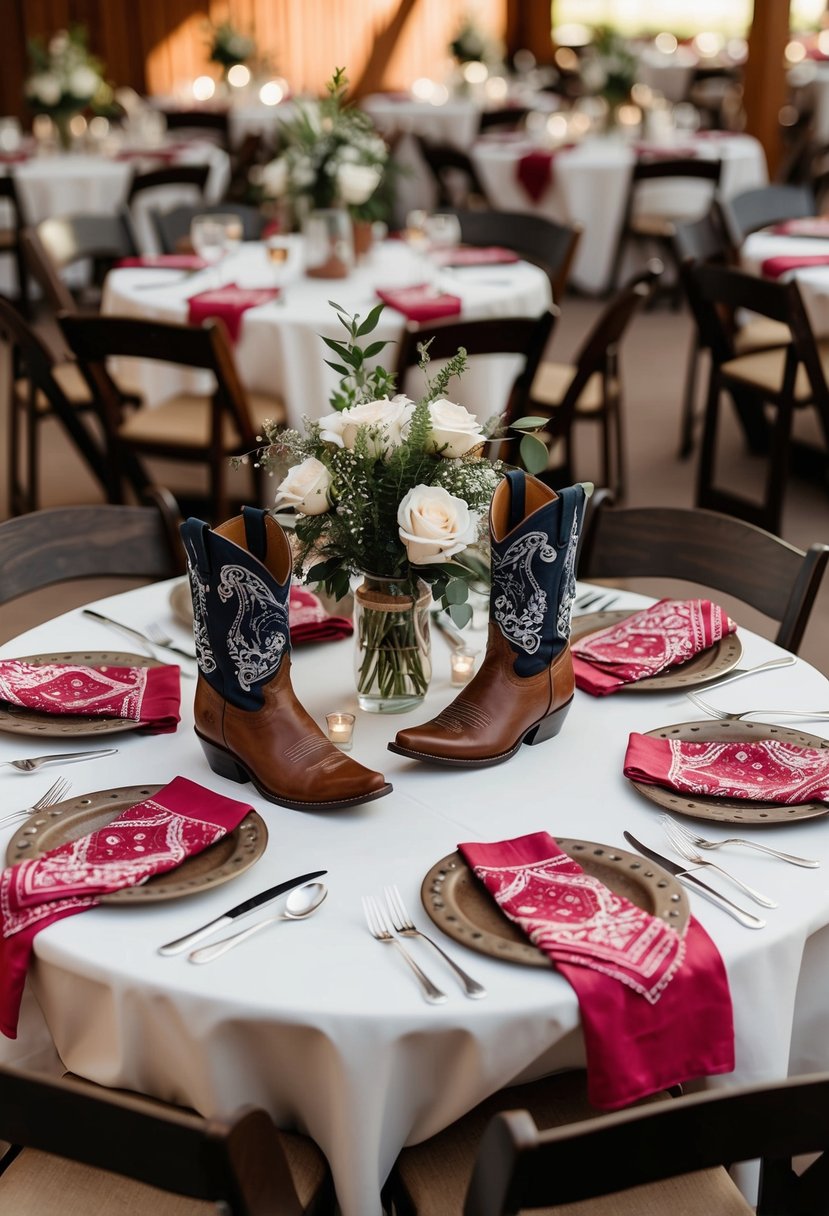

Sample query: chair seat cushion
[720,343,829,400]
[630,213,677,238]
[734,316,791,355]
[530,361,608,413]
[118,391,285,451]
[15,361,92,412]
[393,1072,752,1216]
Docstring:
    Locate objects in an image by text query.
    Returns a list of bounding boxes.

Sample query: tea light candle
[450,649,477,686]
[326,711,355,750]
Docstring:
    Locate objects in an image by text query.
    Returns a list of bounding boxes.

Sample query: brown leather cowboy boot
[181,507,392,810]
[389,472,586,768]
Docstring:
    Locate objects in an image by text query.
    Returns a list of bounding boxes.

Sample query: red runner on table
[770,217,829,238]
[0,660,180,733]
[624,731,829,803]
[375,284,461,322]
[0,776,254,1038]
[429,245,519,268]
[187,284,280,342]
[117,254,207,270]
[458,831,734,1109]
[761,254,829,279]
[289,586,352,644]
[571,599,736,696]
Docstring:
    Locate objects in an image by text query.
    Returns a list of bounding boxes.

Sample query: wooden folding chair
[443,209,582,301]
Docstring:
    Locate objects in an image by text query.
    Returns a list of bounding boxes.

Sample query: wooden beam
[505,0,553,66]
[744,0,791,180]
[351,0,420,99]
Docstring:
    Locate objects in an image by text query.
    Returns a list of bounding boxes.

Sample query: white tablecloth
[742,229,829,337]
[102,237,552,424]
[471,132,768,293]
[1,581,828,1216]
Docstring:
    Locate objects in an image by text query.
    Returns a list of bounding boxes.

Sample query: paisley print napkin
[0,660,180,733]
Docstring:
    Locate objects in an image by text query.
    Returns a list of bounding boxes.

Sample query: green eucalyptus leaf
[444,578,469,605]
[356,302,385,336]
[448,602,473,628]
[362,340,388,359]
[520,432,549,475]
[324,360,350,377]
[510,415,550,430]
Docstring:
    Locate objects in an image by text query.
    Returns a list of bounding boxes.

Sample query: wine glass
[190,215,228,285]
[424,213,462,291]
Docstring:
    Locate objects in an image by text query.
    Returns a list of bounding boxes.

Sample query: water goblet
[190,215,228,286]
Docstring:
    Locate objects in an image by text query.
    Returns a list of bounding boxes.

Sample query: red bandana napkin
[572,599,737,696]
[458,832,734,1109]
[771,218,829,238]
[117,254,208,270]
[624,732,829,804]
[515,150,560,202]
[289,586,352,644]
[187,284,280,342]
[761,254,829,279]
[632,142,698,159]
[0,660,180,734]
[0,776,253,1037]
[375,284,461,322]
[0,150,30,165]
[429,245,519,268]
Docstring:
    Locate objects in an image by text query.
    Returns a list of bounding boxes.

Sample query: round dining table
[102,236,552,424]
[1,578,829,1216]
[742,228,829,337]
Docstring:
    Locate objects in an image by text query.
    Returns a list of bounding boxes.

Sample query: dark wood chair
[151,202,265,254]
[0,491,186,606]
[160,108,231,152]
[0,1064,334,1216]
[477,106,530,135]
[525,264,661,497]
[456,1073,829,1216]
[413,136,491,210]
[0,176,29,315]
[608,156,722,301]
[34,210,139,308]
[444,209,582,301]
[59,313,285,523]
[126,162,211,205]
[579,490,829,654]
[719,183,816,247]
[683,260,829,534]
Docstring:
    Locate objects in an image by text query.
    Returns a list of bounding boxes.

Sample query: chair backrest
[151,202,265,254]
[477,107,529,134]
[446,209,582,300]
[630,155,722,186]
[35,211,139,275]
[414,136,491,209]
[160,108,231,150]
[672,205,734,266]
[579,492,829,653]
[720,183,816,245]
[126,162,211,204]
[0,175,24,229]
[0,492,184,606]
[0,1065,305,1216]
[462,1072,829,1216]
[20,227,77,314]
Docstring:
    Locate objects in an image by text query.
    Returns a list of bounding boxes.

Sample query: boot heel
[523,697,573,747]
[198,737,250,785]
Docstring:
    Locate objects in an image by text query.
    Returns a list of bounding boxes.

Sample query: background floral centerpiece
[579,26,637,119]
[25,26,105,149]
[207,20,256,74]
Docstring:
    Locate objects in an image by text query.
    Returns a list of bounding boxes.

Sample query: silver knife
[82,609,197,664]
[157,870,327,955]
[623,832,765,930]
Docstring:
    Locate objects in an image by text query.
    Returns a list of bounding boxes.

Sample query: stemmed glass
[189,215,229,287]
[424,212,462,293]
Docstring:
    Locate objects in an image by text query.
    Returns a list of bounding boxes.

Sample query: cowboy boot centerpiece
[181,507,392,811]
[389,471,586,768]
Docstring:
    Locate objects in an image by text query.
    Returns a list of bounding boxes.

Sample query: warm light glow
[428,84,450,106]
[819,30,829,55]
[227,63,251,88]
[617,104,642,127]
[727,38,748,62]
[32,114,52,142]
[547,113,569,140]
[631,82,654,106]
[325,712,355,749]
[411,77,435,101]
[569,111,592,137]
[192,75,216,101]
[785,40,807,64]
[463,60,488,84]
[554,47,579,71]
[69,114,87,138]
[484,76,508,101]
[88,116,109,139]
[259,79,285,105]
[553,23,591,47]
[694,31,724,57]
[654,32,678,54]
[450,650,477,686]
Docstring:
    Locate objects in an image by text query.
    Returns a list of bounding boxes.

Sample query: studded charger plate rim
[630,719,829,825]
[421,840,690,968]
[4,785,268,904]
[570,609,743,691]
[0,652,163,738]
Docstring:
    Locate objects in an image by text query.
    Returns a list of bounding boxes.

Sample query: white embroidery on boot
[217,565,289,691]
[492,531,556,654]
[556,511,580,642]
[185,561,217,675]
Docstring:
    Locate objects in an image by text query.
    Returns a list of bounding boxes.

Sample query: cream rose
[336,162,382,206]
[274,457,332,515]
[319,397,410,458]
[68,65,99,100]
[260,156,288,198]
[29,73,61,107]
[397,484,478,565]
[424,399,486,458]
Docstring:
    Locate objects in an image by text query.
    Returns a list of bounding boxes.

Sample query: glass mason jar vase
[302,207,354,279]
[353,575,432,713]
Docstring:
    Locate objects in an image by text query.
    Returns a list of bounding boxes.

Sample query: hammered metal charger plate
[571,610,743,691]
[629,720,829,825]
[169,579,193,627]
[0,652,162,738]
[421,839,690,968]
[5,785,267,903]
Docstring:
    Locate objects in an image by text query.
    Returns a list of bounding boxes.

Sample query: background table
[742,229,829,337]
[102,237,552,423]
[1,579,828,1216]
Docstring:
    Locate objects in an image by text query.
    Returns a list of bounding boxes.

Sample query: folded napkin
[0,776,253,1037]
[515,149,560,203]
[375,284,461,322]
[187,284,280,342]
[289,585,352,645]
[771,217,829,238]
[761,254,829,279]
[117,254,208,270]
[430,245,519,268]
[0,660,180,734]
[458,831,734,1109]
[632,142,699,160]
[571,599,737,696]
[624,732,829,804]
[0,150,30,165]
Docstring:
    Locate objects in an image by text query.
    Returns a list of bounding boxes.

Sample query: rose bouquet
[580,26,637,112]
[25,26,105,148]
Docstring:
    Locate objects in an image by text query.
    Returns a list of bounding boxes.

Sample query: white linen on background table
[102,237,552,424]
[1,580,828,1216]
[742,230,829,338]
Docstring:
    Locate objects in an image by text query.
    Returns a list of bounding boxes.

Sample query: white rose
[68,65,99,99]
[49,31,70,56]
[420,399,486,458]
[336,161,382,206]
[260,156,288,197]
[29,73,62,107]
[274,457,332,515]
[321,397,409,458]
[397,484,478,565]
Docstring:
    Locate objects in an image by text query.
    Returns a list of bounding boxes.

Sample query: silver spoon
[187,882,328,963]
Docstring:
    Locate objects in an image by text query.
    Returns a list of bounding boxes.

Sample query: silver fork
[384,884,487,999]
[662,820,778,908]
[362,895,447,1004]
[0,748,117,773]
[686,690,829,722]
[0,776,72,829]
[145,622,196,660]
[659,814,819,869]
